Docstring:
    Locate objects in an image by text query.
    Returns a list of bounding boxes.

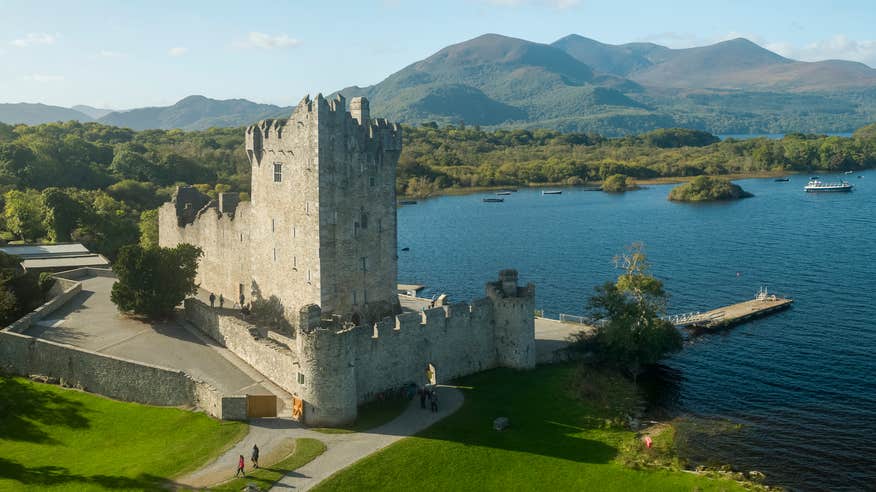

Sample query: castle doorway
[426,363,437,386]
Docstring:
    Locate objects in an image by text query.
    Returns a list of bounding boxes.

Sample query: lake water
[397,172,875,491]
[718,132,854,140]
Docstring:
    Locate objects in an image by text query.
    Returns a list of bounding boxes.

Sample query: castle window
[297,372,305,385]
[354,222,359,238]
[360,208,368,229]
[361,256,367,272]
[307,269,311,283]
[273,163,282,182]
[352,290,357,305]
[239,232,244,242]
[271,218,275,232]
[378,219,383,233]
[273,248,277,262]
[305,202,310,215]
[369,176,375,187]
[292,225,296,238]
[293,256,297,269]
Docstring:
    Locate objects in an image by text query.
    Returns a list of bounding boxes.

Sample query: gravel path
[176,385,464,490]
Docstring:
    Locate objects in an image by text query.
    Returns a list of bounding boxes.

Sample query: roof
[0,243,109,271]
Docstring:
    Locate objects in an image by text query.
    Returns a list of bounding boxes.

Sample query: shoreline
[399,170,797,201]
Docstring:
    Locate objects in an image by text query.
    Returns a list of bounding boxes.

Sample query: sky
[1,0,875,109]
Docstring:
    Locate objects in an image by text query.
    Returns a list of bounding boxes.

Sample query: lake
[397,172,875,491]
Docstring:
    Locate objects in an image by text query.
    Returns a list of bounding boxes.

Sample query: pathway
[176,385,464,490]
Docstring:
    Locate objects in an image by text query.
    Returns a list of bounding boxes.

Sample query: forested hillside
[1,120,874,260]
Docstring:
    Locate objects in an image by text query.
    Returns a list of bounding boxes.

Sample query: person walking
[419,387,427,409]
[235,454,245,477]
[218,294,224,308]
[251,444,260,469]
[239,293,245,309]
[209,292,216,308]
[430,391,439,413]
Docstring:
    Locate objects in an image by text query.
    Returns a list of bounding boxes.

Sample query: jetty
[668,287,792,330]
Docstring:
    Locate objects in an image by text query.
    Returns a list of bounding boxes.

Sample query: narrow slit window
[273,163,282,182]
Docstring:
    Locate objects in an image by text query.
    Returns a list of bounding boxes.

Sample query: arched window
[360,207,368,229]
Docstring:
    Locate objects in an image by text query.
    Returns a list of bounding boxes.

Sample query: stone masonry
[160,94,536,426]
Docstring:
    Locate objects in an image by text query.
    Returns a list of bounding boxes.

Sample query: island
[668,176,753,202]
[601,174,639,192]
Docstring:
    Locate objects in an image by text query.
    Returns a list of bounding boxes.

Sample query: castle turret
[487,269,536,369]
[296,304,358,426]
[350,97,369,125]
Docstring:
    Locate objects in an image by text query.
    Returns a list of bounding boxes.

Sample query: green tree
[572,243,682,381]
[110,243,203,319]
[41,188,84,242]
[138,209,159,248]
[4,189,45,241]
[602,174,635,192]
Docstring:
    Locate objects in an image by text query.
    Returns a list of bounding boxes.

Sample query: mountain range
[2,34,875,135]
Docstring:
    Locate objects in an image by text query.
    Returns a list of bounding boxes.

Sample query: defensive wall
[0,268,246,420]
[183,269,536,426]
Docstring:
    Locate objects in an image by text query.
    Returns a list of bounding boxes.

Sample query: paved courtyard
[24,275,274,396]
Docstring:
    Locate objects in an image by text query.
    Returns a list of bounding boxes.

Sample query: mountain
[338,33,652,130]
[97,95,293,130]
[72,105,115,119]
[552,35,876,92]
[0,103,93,125]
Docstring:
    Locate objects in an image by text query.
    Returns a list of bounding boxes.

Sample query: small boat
[774,177,790,182]
[859,175,864,179]
[810,176,820,179]
[398,200,417,205]
[483,197,504,203]
[496,191,512,196]
[400,247,410,252]
[542,190,562,195]
[844,170,854,175]
[804,179,853,192]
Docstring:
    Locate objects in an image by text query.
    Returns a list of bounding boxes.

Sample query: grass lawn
[312,397,410,434]
[314,364,748,492]
[0,376,248,491]
[212,438,325,491]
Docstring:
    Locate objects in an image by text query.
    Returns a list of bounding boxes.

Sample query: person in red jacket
[235,454,245,477]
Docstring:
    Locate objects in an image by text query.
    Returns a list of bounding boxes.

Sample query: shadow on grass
[0,377,90,444]
[0,457,175,489]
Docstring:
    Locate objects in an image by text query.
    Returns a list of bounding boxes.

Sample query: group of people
[234,444,260,478]
[418,386,440,413]
[208,292,249,314]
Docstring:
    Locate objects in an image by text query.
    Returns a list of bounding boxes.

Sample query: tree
[138,209,159,248]
[602,174,636,193]
[572,243,682,381]
[4,189,45,241]
[41,188,84,242]
[110,243,202,319]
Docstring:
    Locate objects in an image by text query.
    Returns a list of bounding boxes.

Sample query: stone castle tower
[244,94,402,326]
[160,94,536,426]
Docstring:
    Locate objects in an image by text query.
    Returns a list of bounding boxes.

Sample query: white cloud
[11,32,58,47]
[168,47,188,57]
[22,74,64,82]
[235,32,301,49]
[766,35,876,67]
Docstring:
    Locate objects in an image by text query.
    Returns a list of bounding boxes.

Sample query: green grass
[0,376,248,491]
[314,364,747,492]
[211,438,326,491]
[312,397,410,434]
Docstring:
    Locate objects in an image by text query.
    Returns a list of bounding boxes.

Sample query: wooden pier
[671,288,793,330]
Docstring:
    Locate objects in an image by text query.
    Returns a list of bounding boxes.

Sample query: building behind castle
[159,94,536,425]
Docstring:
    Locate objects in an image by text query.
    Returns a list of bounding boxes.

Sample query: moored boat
[496,191,512,196]
[774,177,790,182]
[804,179,853,192]
[542,190,562,195]
[483,197,504,202]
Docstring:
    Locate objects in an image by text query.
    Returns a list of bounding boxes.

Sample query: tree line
[1,120,875,258]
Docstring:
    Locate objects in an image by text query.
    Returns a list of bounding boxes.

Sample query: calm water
[397,173,876,491]
[718,132,854,140]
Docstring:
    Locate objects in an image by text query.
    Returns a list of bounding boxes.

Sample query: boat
[810,176,820,179]
[496,191,512,196]
[804,179,853,192]
[774,177,790,182]
[483,197,504,203]
[398,200,417,205]
[844,170,854,175]
[542,190,562,195]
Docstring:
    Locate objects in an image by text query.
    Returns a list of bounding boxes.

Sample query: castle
[159,94,536,425]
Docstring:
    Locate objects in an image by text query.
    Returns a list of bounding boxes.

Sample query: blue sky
[1,0,874,109]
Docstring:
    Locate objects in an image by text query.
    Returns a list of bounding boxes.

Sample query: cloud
[168,47,188,57]
[766,35,876,67]
[22,74,64,82]
[477,0,581,8]
[235,32,301,49]
[11,32,58,47]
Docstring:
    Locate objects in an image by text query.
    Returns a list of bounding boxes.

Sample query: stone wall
[6,277,81,333]
[184,298,300,395]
